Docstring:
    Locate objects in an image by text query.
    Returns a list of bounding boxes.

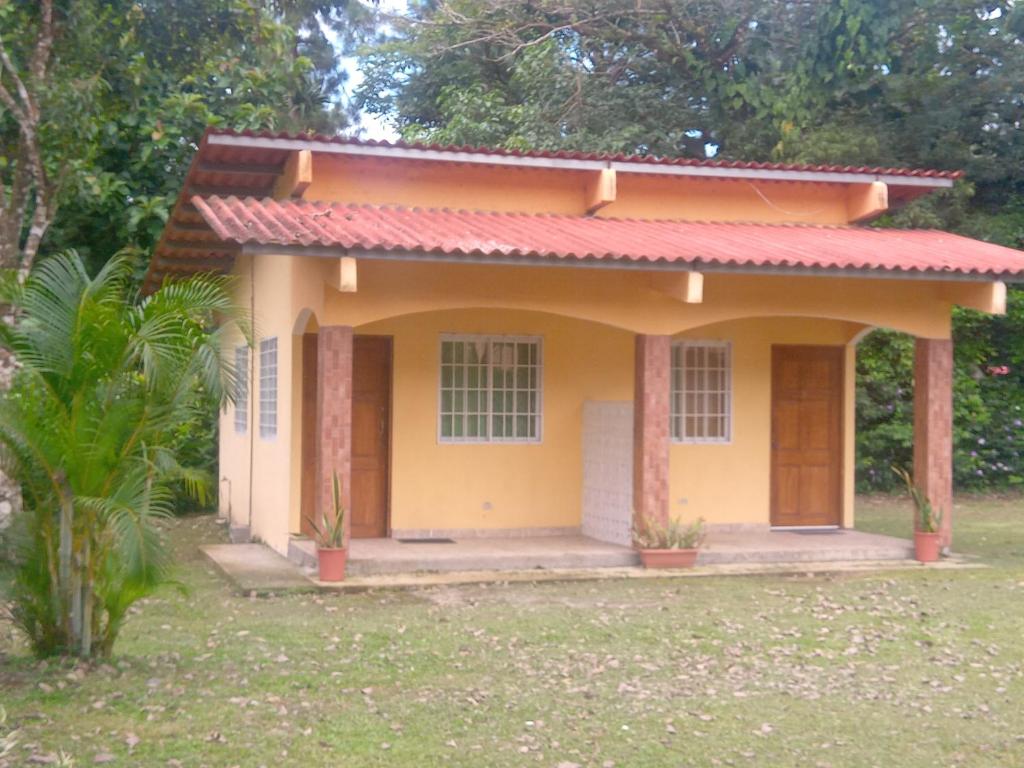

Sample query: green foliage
[4,0,373,272]
[305,471,346,548]
[892,465,942,533]
[1,1,373,517]
[0,251,246,657]
[633,516,707,550]
[856,292,1024,492]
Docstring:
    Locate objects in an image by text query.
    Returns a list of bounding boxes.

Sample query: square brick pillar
[317,326,353,543]
[633,334,672,533]
[913,337,953,549]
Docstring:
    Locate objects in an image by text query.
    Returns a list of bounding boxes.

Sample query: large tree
[0,0,374,279]
[0,0,375,521]
[359,0,1024,234]
[358,0,1024,490]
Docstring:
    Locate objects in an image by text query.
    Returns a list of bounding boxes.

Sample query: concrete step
[698,542,914,565]
[347,548,640,576]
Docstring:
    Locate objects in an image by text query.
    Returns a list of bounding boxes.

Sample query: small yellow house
[148,129,1023,567]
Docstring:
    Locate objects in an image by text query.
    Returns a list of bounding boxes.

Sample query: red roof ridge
[201,127,964,181]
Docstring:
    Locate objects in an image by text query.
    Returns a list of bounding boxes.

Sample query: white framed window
[234,344,249,434]
[259,337,277,439]
[671,340,731,443]
[439,334,542,443]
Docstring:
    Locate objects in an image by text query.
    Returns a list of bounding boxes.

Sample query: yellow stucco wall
[356,309,634,532]
[218,246,1010,556]
[217,259,252,531]
[320,260,958,339]
[669,317,863,528]
[221,250,993,552]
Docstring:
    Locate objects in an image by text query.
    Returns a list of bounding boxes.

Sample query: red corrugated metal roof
[190,196,1024,277]
[205,128,963,180]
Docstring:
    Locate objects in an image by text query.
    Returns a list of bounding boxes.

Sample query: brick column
[317,326,353,543]
[633,334,672,534]
[913,337,953,549]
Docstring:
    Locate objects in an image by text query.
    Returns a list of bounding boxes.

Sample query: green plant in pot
[632,515,706,569]
[892,466,943,563]
[307,472,347,581]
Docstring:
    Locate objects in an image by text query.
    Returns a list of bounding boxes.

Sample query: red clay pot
[638,548,699,569]
[317,547,348,582]
[914,531,941,563]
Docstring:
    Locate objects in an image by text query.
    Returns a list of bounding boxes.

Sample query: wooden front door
[770,345,843,527]
[350,336,392,538]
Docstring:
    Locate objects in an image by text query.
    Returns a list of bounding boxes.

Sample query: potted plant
[892,466,943,563]
[307,472,347,581]
[633,516,706,569]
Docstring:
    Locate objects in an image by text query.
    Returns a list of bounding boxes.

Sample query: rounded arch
[293,307,320,336]
[350,304,635,337]
[663,308,943,340]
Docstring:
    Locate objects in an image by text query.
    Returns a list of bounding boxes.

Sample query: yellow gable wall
[307,155,862,225]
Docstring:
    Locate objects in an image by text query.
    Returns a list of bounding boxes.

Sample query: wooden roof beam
[847,181,889,223]
[584,167,616,215]
[273,149,313,199]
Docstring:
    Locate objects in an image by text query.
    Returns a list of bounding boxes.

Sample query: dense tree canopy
[2,1,1021,493]
[1,0,372,275]
[358,0,1024,489]
[359,0,1024,238]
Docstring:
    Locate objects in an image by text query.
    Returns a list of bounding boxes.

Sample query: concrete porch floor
[288,528,914,576]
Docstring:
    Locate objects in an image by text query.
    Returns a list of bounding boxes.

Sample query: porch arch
[317,258,953,339]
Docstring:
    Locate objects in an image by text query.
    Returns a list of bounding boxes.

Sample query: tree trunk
[0,344,21,531]
[57,481,74,644]
[80,534,93,657]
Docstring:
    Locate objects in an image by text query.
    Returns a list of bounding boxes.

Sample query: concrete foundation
[287,529,914,576]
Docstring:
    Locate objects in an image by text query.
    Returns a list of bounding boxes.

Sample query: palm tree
[0,250,245,657]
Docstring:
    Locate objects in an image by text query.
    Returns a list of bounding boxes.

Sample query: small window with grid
[259,337,277,439]
[439,335,542,443]
[234,344,249,434]
[671,341,731,443]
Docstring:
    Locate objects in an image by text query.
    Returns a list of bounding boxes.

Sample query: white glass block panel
[259,337,278,439]
[234,345,249,434]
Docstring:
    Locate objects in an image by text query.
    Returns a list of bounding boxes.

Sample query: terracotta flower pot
[317,547,348,581]
[913,531,941,563]
[638,548,699,569]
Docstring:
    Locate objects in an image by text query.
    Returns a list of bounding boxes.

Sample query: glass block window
[439,335,542,443]
[234,344,249,434]
[671,341,731,443]
[259,337,277,439]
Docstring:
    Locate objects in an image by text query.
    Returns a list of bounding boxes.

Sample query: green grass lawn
[3,496,1024,767]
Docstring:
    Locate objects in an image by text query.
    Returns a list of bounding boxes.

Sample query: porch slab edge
[311,556,982,592]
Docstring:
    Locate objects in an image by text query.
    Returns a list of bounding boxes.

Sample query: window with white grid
[234,345,249,434]
[439,335,542,443]
[259,337,277,439]
[671,341,731,443]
